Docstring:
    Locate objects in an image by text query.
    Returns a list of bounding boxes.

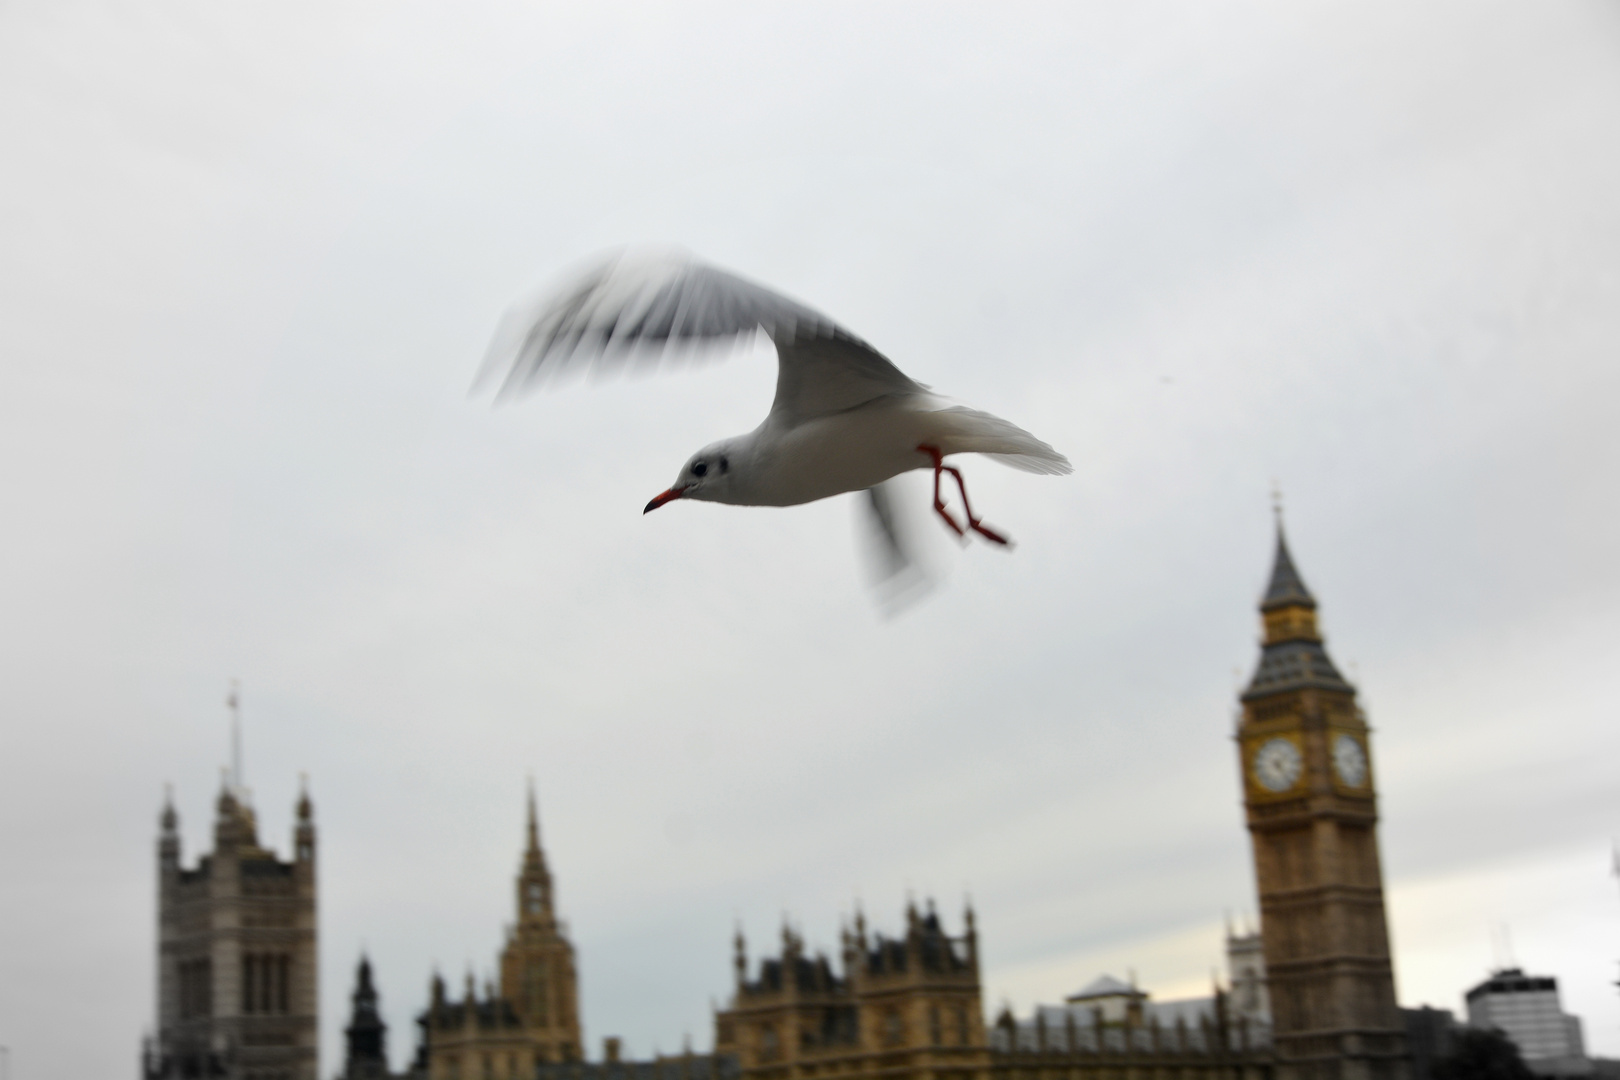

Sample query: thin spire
[526,776,541,855]
[1260,520,1316,612]
[227,679,243,794]
[517,779,553,923]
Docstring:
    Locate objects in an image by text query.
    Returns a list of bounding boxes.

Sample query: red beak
[643,487,686,514]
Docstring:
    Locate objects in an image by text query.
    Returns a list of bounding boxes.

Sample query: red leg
[945,465,1011,546]
[916,445,1013,546]
[918,444,965,537]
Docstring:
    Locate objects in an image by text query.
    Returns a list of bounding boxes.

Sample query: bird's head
[644,439,741,513]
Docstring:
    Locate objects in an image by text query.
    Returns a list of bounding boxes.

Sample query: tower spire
[1235,518,1406,1074]
[1244,525,1350,699]
[1261,520,1316,613]
[527,776,541,856]
[516,782,553,924]
[227,679,243,796]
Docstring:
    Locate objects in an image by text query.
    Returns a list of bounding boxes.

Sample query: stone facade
[145,780,318,1080]
[714,901,988,1080]
[717,900,1279,1080]
[1236,528,1407,1080]
[418,789,584,1080]
[419,973,535,1080]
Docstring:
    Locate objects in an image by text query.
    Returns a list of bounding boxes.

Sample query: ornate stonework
[1237,527,1408,1080]
[147,780,319,1080]
[419,788,584,1080]
[715,901,988,1080]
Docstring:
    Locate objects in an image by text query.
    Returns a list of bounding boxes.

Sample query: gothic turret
[963,898,978,970]
[158,786,180,873]
[294,775,316,867]
[342,955,389,1080]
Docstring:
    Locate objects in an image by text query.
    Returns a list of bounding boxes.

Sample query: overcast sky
[2,3,1619,1078]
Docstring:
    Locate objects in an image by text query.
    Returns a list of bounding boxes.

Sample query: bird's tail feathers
[934,406,1072,475]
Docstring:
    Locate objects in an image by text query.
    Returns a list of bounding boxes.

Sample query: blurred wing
[478,248,895,398]
[858,480,935,616]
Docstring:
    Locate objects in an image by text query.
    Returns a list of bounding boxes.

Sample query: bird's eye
[719,456,730,474]
[691,461,708,477]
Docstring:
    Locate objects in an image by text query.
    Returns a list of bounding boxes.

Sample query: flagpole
[228,679,242,794]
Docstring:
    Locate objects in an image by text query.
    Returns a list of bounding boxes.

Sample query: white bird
[478,248,1071,556]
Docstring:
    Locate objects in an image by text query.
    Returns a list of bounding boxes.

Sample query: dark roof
[749,953,845,996]
[1066,975,1139,1001]
[915,912,968,973]
[536,1055,742,1080]
[421,994,524,1032]
[1244,528,1355,700]
[1242,639,1354,701]
[1260,529,1316,612]
[866,936,909,974]
[1465,969,1558,1001]
[864,915,968,976]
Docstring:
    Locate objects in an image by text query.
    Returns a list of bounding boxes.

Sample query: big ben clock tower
[1238,525,1408,1080]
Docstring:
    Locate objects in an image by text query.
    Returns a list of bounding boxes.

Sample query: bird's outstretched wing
[478,248,925,420]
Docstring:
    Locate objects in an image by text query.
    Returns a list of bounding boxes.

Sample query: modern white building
[1465,968,1591,1077]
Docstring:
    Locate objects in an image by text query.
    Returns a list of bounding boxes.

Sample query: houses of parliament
[142,527,1411,1080]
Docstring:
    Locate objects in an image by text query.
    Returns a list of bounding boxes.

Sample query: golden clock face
[1253,737,1303,792]
[1332,733,1368,788]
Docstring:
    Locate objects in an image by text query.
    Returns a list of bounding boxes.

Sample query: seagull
[477,248,1071,553]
